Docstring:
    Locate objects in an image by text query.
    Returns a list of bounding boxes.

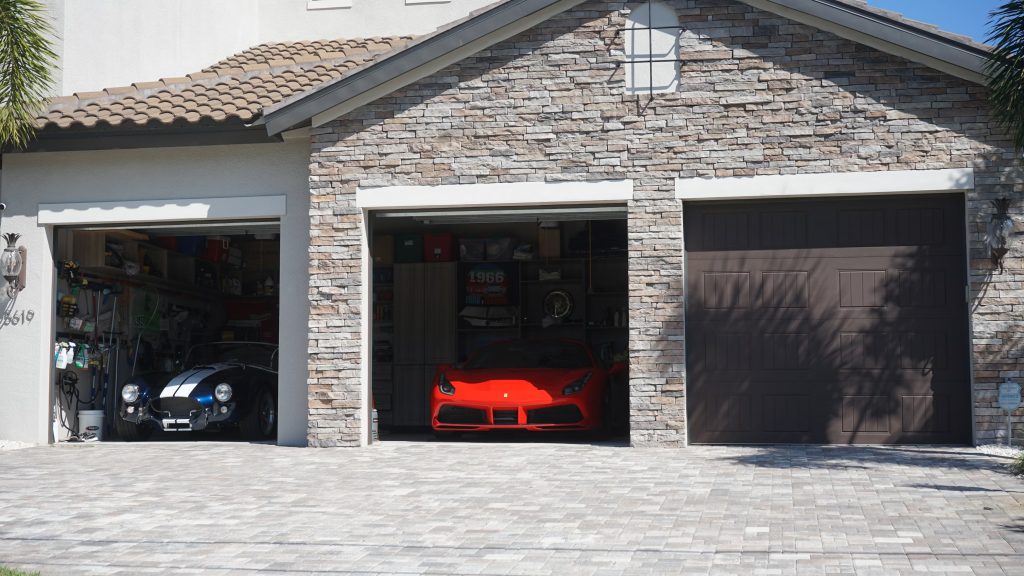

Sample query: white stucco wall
[0,140,311,446]
[46,0,494,95]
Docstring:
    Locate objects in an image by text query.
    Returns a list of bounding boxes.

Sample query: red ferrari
[431,338,621,434]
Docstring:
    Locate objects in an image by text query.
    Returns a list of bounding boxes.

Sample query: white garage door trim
[38,195,287,225]
[357,180,634,209]
[675,168,974,201]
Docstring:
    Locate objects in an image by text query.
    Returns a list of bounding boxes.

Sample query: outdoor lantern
[1,233,26,297]
[988,198,1014,271]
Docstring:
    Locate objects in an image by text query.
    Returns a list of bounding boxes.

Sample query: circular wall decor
[543,289,574,319]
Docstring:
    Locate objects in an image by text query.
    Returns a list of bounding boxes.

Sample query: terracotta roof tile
[36,36,414,131]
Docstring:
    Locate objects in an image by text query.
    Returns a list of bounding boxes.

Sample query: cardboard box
[538,226,561,258]
[373,235,394,265]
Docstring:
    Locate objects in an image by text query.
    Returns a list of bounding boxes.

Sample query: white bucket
[78,410,105,441]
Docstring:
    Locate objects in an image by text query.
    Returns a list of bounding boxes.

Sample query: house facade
[1,0,1018,447]
[41,0,494,95]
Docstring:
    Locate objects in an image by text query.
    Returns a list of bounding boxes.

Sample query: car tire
[114,415,152,442]
[241,387,277,440]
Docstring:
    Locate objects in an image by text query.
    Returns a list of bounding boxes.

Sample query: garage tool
[131,294,161,376]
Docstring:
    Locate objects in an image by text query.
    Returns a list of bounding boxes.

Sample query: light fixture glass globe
[0,246,21,282]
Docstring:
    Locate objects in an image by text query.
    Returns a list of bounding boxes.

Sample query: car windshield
[186,342,277,369]
[464,340,592,370]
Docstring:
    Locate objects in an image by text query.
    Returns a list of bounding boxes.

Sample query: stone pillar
[305,157,366,447]
[627,190,687,446]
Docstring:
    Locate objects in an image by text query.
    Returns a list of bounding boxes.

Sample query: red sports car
[431,338,621,434]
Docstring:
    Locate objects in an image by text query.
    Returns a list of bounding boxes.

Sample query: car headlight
[214,383,233,403]
[562,372,592,396]
[438,374,455,396]
[121,384,140,404]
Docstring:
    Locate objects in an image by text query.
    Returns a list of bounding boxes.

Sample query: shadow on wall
[684,194,972,445]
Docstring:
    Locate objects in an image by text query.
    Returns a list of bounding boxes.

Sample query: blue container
[177,235,206,256]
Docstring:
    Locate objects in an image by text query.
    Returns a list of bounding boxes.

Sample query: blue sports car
[116,342,278,441]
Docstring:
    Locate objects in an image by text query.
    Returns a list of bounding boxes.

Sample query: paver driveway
[1,439,1023,575]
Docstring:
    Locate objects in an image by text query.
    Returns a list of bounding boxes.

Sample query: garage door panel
[686,195,969,444]
[901,394,952,434]
[763,395,811,432]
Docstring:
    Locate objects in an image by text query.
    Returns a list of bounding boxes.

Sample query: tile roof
[37,0,990,136]
[36,36,413,131]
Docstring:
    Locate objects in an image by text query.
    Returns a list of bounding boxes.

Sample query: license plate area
[162,419,192,431]
[492,409,518,425]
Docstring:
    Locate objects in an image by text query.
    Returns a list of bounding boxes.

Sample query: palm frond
[986,1,1024,150]
[0,0,57,149]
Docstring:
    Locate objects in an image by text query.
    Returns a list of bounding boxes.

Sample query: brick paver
[2,440,1023,574]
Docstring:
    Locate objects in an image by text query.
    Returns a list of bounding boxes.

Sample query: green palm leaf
[0,0,57,149]
[987,1,1024,150]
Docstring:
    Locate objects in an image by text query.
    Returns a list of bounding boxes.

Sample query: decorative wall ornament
[988,198,1014,272]
[1,233,26,297]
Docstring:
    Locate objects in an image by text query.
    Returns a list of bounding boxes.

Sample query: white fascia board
[357,180,633,209]
[739,0,986,84]
[38,195,287,225]
[676,168,973,201]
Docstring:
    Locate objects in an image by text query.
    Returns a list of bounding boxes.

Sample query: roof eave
[261,0,586,136]
[7,125,281,153]
[739,0,989,84]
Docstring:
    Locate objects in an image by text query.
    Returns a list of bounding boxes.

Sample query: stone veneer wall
[306,0,1021,447]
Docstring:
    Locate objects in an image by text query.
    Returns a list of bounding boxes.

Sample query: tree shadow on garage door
[684,194,971,446]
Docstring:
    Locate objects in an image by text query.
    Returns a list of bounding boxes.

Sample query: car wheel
[242,387,277,440]
[114,415,152,442]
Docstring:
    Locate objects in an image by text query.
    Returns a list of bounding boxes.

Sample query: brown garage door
[685,194,970,444]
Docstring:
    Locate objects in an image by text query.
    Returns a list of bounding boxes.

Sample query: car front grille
[492,409,519,425]
[153,397,201,419]
[526,405,583,425]
[436,405,487,425]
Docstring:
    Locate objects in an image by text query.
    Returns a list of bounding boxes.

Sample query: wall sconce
[1,233,27,298]
[988,198,1014,272]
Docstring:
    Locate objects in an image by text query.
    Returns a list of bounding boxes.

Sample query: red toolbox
[423,233,455,261]
[202,236,229,263]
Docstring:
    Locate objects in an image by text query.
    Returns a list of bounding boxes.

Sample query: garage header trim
[357,180,634,210]
[676,168,974,201]
[38,195,287,226]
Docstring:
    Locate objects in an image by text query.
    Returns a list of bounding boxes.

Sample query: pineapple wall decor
[1,233,26,297]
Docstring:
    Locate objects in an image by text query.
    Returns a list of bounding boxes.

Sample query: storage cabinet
[388,262,457,427]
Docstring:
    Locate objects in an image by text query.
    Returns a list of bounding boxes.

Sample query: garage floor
[2,442,1023,575]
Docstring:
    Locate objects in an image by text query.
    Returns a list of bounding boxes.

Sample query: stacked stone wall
[307,0,1021,446]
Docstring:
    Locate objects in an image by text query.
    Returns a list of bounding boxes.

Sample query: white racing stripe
[174,383,199,398]
[160,385,181,398]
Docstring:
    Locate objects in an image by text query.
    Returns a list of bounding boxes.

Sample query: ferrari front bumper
[432,401,597,431]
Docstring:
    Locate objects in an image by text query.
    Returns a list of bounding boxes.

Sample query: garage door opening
[369,206,630,441]
[52,221,282,443]
[684,194,970,444]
